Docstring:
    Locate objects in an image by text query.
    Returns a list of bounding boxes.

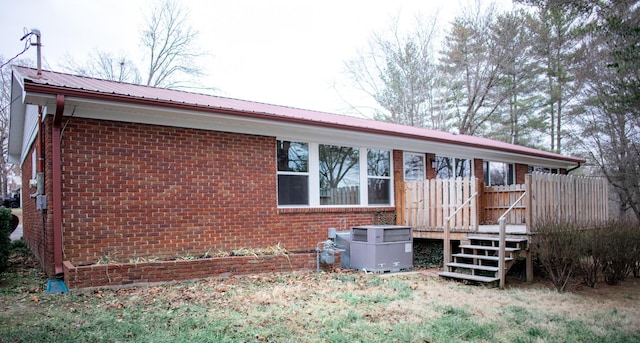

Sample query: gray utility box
[349,225,413,273]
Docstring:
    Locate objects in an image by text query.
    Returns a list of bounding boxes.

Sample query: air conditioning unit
[349,225,413,273]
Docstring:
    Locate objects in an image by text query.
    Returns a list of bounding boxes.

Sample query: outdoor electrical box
[349,225,413,273]
[36,195,47,210]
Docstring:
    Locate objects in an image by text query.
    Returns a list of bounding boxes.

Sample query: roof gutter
[52,94,64,275]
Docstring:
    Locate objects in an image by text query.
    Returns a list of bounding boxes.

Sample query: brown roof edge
[21,76,585,166]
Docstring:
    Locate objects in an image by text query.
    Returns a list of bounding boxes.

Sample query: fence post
[443,218,451,269]
[498,217,506,289]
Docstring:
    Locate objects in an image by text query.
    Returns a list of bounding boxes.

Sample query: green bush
[0,208,13,274]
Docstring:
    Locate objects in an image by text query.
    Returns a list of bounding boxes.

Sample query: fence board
[401,177,478,230]
[528,172,608,228]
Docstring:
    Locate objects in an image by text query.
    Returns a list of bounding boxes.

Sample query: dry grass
[1,249,639,342]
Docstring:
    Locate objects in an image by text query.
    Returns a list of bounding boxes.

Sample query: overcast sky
[1,0,513,117]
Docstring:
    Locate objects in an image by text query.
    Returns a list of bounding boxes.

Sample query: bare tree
[141,0,204,88]
[343,14,449,129]
[62,50,141,83]
[577,0,640,220]
[61,0,206,89]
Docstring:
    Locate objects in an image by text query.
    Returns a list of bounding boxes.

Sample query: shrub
[575,228,605,288]
[599,221,639,285]
[0,208,13,274]
[532,219,580,292]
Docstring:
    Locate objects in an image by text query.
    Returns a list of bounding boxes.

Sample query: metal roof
[11,66,584,165]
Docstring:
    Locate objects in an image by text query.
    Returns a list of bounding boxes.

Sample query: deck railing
[397,177,478,231]
[484,184,526,225]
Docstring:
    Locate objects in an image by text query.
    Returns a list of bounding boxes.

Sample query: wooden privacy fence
[320,186,359,205]
[483,184,526,225]
[397,177,478,230]
[526,172,609,228]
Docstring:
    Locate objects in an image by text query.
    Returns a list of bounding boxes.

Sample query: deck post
[498,217,506,289]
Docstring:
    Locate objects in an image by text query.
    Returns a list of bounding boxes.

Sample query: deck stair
[439,235,529,286]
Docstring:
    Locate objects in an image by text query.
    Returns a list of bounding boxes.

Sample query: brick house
[8,66,584,288]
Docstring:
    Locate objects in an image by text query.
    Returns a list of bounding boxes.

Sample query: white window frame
[278,141,393,208]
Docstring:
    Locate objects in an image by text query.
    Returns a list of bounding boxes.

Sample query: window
[403,152,425,180]
[319,144,360,205]
[277,141,393,207]
[434,157,472,179]
[277,141,309,205]
[484,161,514,186]
[367,149,391,205]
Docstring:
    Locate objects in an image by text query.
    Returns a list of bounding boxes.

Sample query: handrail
[445,192,479,222]
[443,192,479,267]
[498,191,527,222]
[497,191,527,289]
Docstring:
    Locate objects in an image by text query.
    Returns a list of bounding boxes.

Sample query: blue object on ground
[46,279,68,294]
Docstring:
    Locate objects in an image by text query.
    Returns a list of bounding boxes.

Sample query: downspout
[52,94,64,275]
[566,163,581,174]
[37,106,46,271]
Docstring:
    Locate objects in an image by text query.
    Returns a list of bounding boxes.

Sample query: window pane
[278,175,309,205]
[436,157,453,178]
[277,141,308,172]
[404,153,424,180]
[455,158,471,177]
[319,145,360,205]
[367,150,390,176]
[368,178,390,205]
[486,161,513,186]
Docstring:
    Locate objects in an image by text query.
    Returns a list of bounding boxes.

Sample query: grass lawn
[1,247,639,343]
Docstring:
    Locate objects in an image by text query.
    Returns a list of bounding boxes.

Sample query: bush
[413,239,443,268]
[532,219,581,292]
[599,221,639,285]
[576,228,605,288]
[0,208,13,274]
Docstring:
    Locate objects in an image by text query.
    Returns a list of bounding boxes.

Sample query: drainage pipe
[52,94,64,275]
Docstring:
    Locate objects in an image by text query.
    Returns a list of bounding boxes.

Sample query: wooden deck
[413,225,528,240]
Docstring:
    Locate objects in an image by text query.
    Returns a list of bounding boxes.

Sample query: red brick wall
[49,118,392,269]
[515,163,529,185]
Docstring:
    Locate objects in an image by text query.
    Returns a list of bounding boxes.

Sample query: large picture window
[277,141,309,205]
[319,144,360,205]
[277,141,393,207]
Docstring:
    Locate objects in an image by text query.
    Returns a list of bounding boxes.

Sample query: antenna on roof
[19,28,42,76]
[30,29,42,76]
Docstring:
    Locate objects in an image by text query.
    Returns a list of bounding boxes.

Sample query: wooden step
[452,253,514,262]
[459,244,519,252]
[446,262,499,272]
[438,271,499,283]
[467,235,528,243]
